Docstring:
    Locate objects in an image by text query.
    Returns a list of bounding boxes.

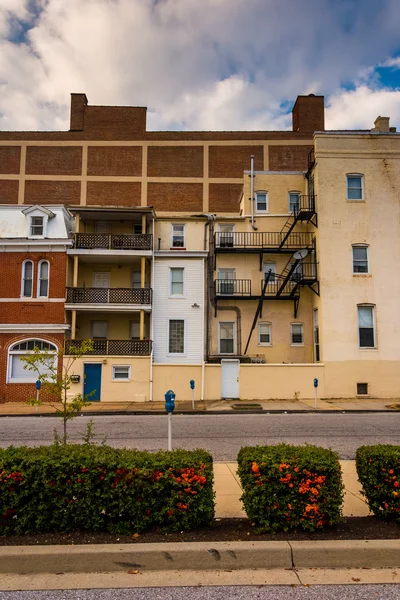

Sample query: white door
[221,359,240,399]
[93,272,110,288]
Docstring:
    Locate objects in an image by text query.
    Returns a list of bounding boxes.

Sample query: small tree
[22,339,94,445]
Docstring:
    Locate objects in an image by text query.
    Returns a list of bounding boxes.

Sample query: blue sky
[1,0,400,131]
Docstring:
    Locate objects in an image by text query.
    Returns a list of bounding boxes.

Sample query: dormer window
[30,216,44,237]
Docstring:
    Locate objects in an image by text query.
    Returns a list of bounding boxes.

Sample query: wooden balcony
[66,287,152,305]
[74,233,152,251]
[65,339,152,356]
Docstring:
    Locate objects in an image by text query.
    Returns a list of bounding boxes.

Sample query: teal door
[83,364,102,401]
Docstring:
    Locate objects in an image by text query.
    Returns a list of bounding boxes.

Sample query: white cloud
[1,0,400,131]
[326,86,400,130]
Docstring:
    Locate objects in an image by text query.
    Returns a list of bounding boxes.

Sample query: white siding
[153,258,205,363]
[0,206,73,239]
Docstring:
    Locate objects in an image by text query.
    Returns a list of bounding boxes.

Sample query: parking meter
[313,378,318,388]
[35,380,41,390]
[313,378,318,410]
[190,380,195,390]
[165,390,175,414]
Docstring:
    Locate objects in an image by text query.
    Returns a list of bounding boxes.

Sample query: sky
[1,0,400,132]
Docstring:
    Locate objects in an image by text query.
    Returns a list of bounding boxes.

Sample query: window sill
[353,274,371,277]
[290,344,304,347]
[112,379,131,383]
[255,211,269,215]
[346,199,365,203]
[358,347,378,351]
[170,247,186,250]
[168,295,186,299]
[258,343,272,347]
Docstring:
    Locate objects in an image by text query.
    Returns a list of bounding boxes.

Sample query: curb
[0,540,399,574]
[0,410,399,417]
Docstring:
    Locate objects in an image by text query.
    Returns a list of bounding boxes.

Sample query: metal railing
[65,339,152,356]
[66,287,152,304]
[260,279,299,297]
[215,231,315,250]
[74,233,152,251]
[292,195,316,218]
[215,279,252,296]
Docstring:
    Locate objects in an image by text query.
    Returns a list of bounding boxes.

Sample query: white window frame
[168,318,186,355]
[112,365,131,381]
[7,338,58,384]
[21,260,34,298]
[131,269,142,289]
[357,304,376,349]
[290,323,304,346]
[37,260,50,298]
[29,215,45,238]
[255,191,268,214]
[258,322,272,346]
[218,321,236,355]
[263,262,276,283]
[218,223,235,248]
[169,267,185,297]
[352,244,369,275]
[346,174,364,201]
[288,191,301,213]
[171,224,185,248]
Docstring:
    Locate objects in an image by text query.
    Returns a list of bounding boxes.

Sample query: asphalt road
[0,585,399,600]
[0,413,399,460]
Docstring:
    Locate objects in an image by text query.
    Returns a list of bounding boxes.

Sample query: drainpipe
[204,214,216,361]
[201,257,205,402]
[149,216,155,401]
[250,155,256,230]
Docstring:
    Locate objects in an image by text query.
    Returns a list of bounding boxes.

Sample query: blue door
[84,364,102,402]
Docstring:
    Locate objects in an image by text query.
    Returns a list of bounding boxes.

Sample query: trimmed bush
[237,444,344,533]
[356,445,400,522]
[0,445,214,535]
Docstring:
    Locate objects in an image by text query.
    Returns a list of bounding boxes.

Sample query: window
[8,339,57,383]
[37,261,49,297]
[133,223,142,235]
[347,174,363,200]
[130,321,140,339]
[30,216,44,237]
[91,321,108,340]
[95,221,111,234]
[258,323,272,345]
[291,323,304,345]
[21,260,33,298]
[313,309,320,362]
[170,268,184,296]
[263,262,276,283]
[112,365,130,380]
[169,320,185,354]
[289,191,300,213]
[255,191,268,213]
[132,270,141,289]
[358,305,375,348]
[352,245,369,274]
[172,224,185,248]
[217,269,235,295]
[218,224,235,248]
[357,382,369,395]
[219,322,235,354]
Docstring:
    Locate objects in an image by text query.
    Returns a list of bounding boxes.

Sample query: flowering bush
[237,444,344,533]
[0,445,214,535]
[356,445,400,522]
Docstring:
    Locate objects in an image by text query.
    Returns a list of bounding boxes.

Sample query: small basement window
[357,382,368,395]
[112,365,130,380]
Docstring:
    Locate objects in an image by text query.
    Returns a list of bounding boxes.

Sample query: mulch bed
[1,517,400,545]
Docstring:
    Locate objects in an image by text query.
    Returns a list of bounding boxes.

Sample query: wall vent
[357,382,368,395]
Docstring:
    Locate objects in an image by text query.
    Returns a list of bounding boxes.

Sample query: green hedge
[0,445,214,535]
[356,445,400,522]
[237,444,344,533]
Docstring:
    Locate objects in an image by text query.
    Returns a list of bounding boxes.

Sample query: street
[0,413,399,460]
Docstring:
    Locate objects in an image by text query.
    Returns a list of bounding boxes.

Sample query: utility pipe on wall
[149,216,155,401]
[250,155,255,229]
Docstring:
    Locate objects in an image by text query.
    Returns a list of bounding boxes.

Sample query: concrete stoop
[0,540,399,575]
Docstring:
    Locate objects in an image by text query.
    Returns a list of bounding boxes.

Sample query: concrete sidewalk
[215,460,371,519]
[0,397,398,415]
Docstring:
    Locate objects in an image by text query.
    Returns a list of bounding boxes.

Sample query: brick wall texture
[0,180,19,203]
[24,181,81,204]
[209,145,264,178]
[87,146,142,176]
[269,145,313,171]
[209,183,243,212]
[147,146,203,178]
[26,146,82,175]
[0,146,21,174]
[86,181,141,206]
[147,182,203,211]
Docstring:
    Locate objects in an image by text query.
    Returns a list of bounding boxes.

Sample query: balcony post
[75,213,80,234]
[71,310,76,340]
[73,256,78,286]
[140,311,145,340]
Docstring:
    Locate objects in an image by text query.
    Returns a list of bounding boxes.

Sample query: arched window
[21,260,33,298]
[38,260,50,297]
[7,339,58,383]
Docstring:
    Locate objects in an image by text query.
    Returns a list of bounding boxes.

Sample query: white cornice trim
[0,324,70,332]
[0,298,65,302]
[155,251,208,257]
[67,249,152,257]
[65,303,152,313]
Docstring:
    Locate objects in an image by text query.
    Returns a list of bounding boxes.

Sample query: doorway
[221,359,240,399]
[83,363,102,402]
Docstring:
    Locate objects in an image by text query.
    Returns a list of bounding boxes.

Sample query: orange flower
[252,462,260,473]
[389,469,394,475]
[384,503,389,509]
[311,487,319,496]
[394,481,400,488]
[393,491,399,497]
[288,504,293,510]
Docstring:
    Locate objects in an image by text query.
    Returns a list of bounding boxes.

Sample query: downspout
[149,216,155,401]
[250,155,256,230]
[201,257,205,402]
[205,214,216,361]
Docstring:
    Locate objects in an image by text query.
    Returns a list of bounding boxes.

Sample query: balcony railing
[215,231,315,250]
[66,287,152,304]
[260,279,300,297]
[65,339,152,356]
[215,279,251,296]
[292,195,316,218]
[74,233,152,251]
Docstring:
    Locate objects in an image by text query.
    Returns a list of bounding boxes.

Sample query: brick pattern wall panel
[24,181,81,205]
[269,145,313,171]
[0,332,65,403]
[147,183,203,211]
[0,180,19,203]
[84,106,147,138]
[87,146,142,176]
[209,145,263,178]
[0,146,21,174]
[1,302,65,324]
[26,146,82,175]
[147,146,203,178]
[209,183,243,213]
[86,181,141,206]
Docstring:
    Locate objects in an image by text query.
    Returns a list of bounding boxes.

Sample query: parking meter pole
[35,380,41,413]
[191,389,195,410]
[313,378,319,410]
[168,413,172,451]
[189,380,195,410]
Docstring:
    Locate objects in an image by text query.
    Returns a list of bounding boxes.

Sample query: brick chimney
[70,93,88,131]
[372,116,391,133]
[292,94,325,132]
